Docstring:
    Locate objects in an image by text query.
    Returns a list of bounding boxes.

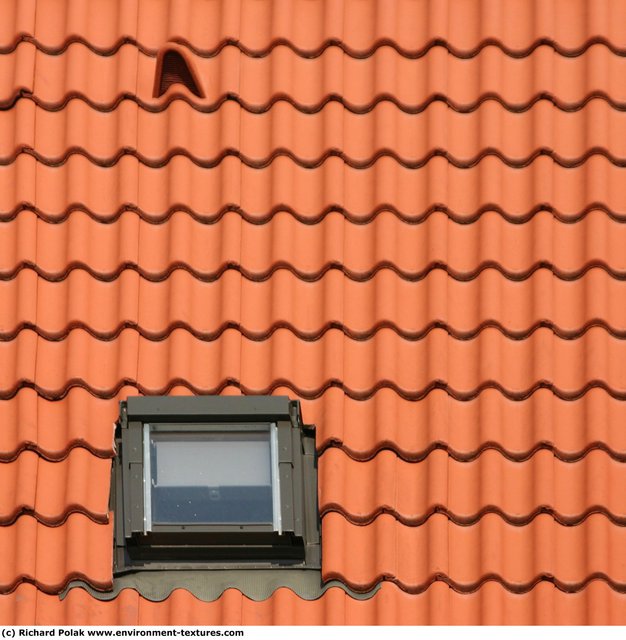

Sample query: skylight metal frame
[112,396,320,574]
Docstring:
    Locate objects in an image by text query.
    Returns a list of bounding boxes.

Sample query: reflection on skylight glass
[148,430,274,526]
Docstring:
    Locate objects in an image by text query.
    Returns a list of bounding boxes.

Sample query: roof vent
[153,47,204,99]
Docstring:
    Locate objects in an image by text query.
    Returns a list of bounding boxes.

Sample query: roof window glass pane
[145,429,276,527]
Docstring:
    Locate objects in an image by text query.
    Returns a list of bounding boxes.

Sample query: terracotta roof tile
[0,514,113,594]
[306,386,626,462]
[3,326,626,400]
[2,386,625,466]
[1,157,626,223]
[5,210,626,281]
[0,387,116,461]
[321,512,626,593]
[0,0,35,50]
[1,384,625,464]
[3,42,626,112]
[1,0,626,625]
[7,0,625,57]
[3,269,626,341]
[319,448,626,525]
[0,449,110,524]
[5,100,626,169]
[2,580,626,625]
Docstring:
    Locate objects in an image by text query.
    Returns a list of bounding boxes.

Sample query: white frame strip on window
[143,423,152,533]
[270,423,282,534]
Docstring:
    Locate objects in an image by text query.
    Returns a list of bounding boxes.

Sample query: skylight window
[111,396,320,573]
[144,427,279,528]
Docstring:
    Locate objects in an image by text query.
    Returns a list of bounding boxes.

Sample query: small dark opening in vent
[154,49,204,98]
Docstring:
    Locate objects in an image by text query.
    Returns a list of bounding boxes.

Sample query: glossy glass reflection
[149,431,273,525]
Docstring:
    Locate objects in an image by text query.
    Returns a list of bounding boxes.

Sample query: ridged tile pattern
[0,449,110,524]
[4,210,626,279]
[2,156,626,220]
[0,514,113,594]
[4,41,626,112]
[5,268,626,340]
[319,448,626,525]
[1,581,625,625]
[321,512,626,593]
[4,0,626,57]
[4,100,626,169]
[3,326,626,399]
[1,0,625,625]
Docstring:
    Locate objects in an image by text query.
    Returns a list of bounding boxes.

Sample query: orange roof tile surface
[1,0,626,625]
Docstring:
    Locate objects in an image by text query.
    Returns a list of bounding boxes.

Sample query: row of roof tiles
[3,581,626,625]
[3,269,626,340]
[4,211,626,276]
[310,386,626,462]
[3,43,626,111]
[3,0,626,55]
[2,386,625,463]
[6,101,626,167]
[2,326,626,399]
[3,512,626,595]
[1,157,626,219]
[2,447,625,527]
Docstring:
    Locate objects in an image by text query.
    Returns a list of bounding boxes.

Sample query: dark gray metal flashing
[63,572,379,603]
[125,396,293,422]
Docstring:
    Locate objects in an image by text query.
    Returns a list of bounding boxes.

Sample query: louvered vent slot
[154,49,203,98]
